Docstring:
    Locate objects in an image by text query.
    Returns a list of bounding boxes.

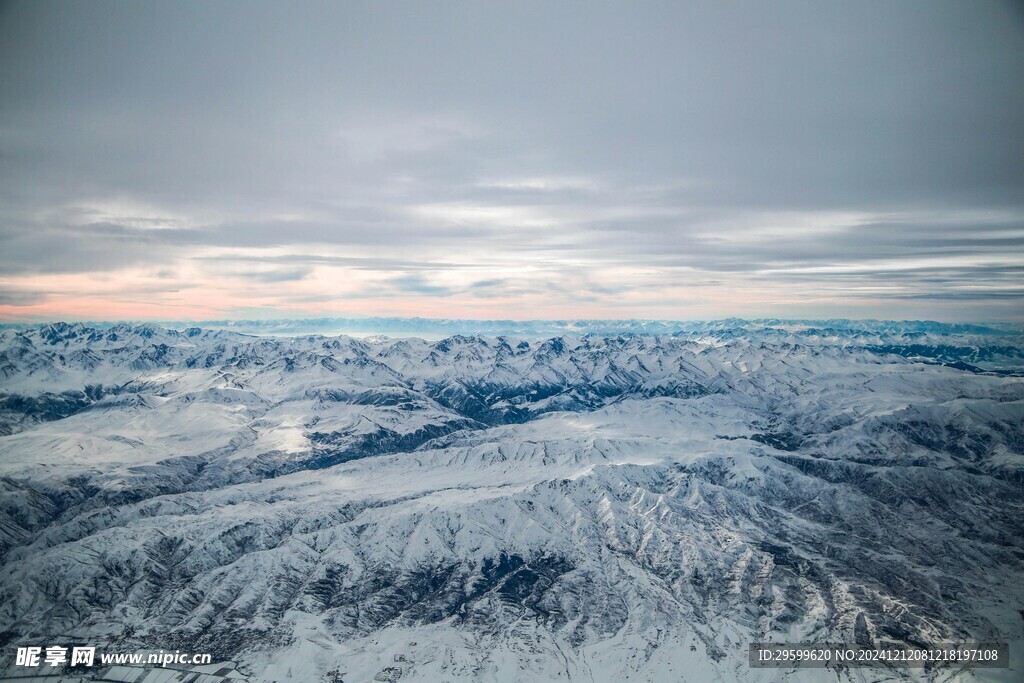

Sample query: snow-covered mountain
[0,322,1021,681]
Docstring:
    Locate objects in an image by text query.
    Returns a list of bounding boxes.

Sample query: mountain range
[0,320,1021,682]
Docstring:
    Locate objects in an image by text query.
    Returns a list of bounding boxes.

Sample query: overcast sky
[1,1,1022,322]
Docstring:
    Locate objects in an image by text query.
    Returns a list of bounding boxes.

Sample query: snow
[0,321,1021,682]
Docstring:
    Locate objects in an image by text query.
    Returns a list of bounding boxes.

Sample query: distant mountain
[0,322,1022,681]
[2,316,1021,342]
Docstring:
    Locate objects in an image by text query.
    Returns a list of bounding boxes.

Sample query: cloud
[0,290,48,307]
[389,275,454,297]
[0,2,1022,321]
[332,116,483,162]
[236,268,313,283]
[194,254,482,272]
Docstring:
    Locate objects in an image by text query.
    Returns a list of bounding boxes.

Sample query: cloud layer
[1,1,1022,322]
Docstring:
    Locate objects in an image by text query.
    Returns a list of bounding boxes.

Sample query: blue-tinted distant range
[0,1,1022,322]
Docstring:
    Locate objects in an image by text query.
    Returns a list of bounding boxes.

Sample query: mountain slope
[0,322,1021,682]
